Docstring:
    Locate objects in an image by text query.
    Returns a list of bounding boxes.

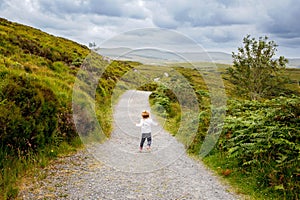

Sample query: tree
[227,35,288,100]
[88,42,96,49]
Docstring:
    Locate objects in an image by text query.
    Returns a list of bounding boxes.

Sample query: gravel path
[18,90,238,200]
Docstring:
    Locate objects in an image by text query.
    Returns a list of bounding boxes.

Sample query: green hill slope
[0,18,137,199]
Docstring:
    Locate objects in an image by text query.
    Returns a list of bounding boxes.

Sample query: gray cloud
[0,1,6,9]
[37,0,148,19]
[262,1,300,39]
[89,0,123,17]
[38,0,85,15]
[0,0,299,57]
[145,0,261,28]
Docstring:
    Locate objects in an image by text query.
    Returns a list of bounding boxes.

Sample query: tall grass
[0,18,138,199]
[0,138,83,200]
[149,64,300,200]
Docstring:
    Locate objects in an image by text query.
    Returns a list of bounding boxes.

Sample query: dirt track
[18,90,238,200]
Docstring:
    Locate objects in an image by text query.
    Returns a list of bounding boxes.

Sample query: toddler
[136,110,157,152]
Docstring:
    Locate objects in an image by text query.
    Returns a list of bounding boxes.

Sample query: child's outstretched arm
[136,119,142,127]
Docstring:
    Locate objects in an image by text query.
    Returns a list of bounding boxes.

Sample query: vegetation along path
[18,90,238,200]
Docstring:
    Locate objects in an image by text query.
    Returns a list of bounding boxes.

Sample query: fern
[219,96,300,198]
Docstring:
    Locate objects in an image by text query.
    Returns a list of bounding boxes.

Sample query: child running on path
[136,110,158,152]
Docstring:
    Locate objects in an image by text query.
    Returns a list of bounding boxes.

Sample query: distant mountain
[96,47,232,65]
[180,51,232,64]
[288,58,300,68]
[97,47,300,68]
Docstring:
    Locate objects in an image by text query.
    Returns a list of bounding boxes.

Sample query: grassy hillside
[1,17,299,200]
[0,18,137,199]
[148,62,300,199]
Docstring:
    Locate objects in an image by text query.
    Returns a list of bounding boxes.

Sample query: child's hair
[141,110,149,119]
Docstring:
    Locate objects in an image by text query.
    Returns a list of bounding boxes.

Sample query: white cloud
[0,0,299,57]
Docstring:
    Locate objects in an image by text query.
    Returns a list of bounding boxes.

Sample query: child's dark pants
[140,133,151,149]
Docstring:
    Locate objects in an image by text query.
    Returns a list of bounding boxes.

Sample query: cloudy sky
[1,0,300,57]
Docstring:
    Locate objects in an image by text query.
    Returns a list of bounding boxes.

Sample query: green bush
[150,85,175,116]
[56,105,77,141]
[137,82,158,91]
[219,96,300,199]
[0,75,59,154]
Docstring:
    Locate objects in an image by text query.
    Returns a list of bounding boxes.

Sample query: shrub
[0,75,59,154]
[219,96,300,199]
[150,85,175,116]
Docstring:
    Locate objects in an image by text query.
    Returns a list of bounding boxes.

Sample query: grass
[201,152,286,200]
[0,18,136,199]
[148,63,300,200]
[1,17,300,200]
[0,60,135,199]
[0,137,83,200]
